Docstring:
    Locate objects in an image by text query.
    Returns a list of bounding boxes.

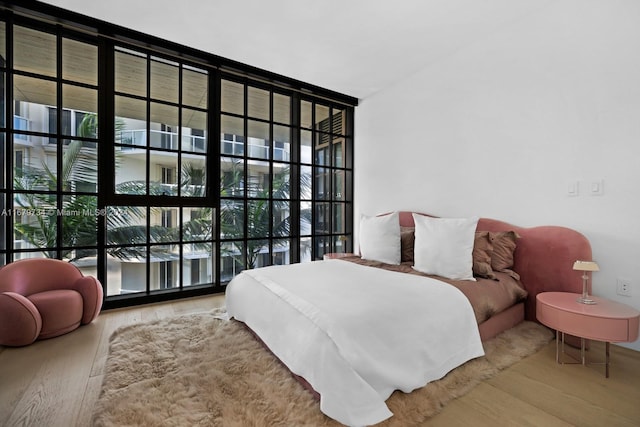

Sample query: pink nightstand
[323,252,355,260]
[536,292,640,377]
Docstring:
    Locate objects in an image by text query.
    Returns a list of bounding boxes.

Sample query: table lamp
[573,260,599,304]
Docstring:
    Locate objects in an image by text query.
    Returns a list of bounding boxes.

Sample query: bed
[225,211,592,426]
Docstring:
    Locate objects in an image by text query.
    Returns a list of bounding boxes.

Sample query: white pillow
[412,214,479,281]
[359,212,401,265]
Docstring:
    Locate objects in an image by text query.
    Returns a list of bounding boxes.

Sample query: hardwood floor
[1,295,639,426]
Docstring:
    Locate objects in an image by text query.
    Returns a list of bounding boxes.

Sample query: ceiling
[38,0,550,100]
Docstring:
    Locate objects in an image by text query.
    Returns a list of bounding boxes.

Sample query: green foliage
[220,161,311,269]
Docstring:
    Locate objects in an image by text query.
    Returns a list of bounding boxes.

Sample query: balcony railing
[14,115,29,141]
[118,129,206,153]
[221,137,290,161]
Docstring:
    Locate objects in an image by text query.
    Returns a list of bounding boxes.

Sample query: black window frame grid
[0,2,356,309]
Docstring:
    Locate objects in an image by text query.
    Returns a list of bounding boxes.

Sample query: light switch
[590,179,604,196]
[567,181,579,197]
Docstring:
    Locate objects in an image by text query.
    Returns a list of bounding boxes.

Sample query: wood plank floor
[1,294,639,426]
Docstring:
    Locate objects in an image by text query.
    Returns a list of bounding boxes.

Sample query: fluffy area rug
[93,310,552,426]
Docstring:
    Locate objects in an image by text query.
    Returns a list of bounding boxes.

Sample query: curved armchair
[0,258,103,346]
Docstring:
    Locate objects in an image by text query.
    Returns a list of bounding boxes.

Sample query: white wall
[355,0,640,350]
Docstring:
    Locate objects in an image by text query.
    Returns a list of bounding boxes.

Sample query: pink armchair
[0,258,103,346]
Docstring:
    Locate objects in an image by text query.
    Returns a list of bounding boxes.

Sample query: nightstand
[536,292,640,377]
[323,252,355,260]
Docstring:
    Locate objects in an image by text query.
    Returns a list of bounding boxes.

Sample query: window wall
[0,6,355,308]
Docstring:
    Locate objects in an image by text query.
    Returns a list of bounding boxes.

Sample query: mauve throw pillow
[400,227,415,263]
[472,231,496,279]
[490,231,520,271]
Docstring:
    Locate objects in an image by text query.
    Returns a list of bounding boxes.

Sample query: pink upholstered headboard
[398,212,593,321]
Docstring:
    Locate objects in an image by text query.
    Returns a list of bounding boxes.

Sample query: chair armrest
[72,276,103,324]
[0,292,42,346]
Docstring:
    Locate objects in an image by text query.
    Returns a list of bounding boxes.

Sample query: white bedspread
[226,259,484,426]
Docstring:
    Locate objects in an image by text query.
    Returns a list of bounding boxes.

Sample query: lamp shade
[573,260,599,272]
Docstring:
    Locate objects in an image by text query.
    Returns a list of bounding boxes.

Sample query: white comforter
[226,259,484,426]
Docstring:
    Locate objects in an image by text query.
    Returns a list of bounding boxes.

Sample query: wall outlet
[617,278,632,297]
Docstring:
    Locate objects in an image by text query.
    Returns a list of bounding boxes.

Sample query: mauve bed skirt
[478,302,524,341]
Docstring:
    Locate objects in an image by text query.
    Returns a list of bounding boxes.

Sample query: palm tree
[13,122,100,259]
[220,161,311,269]
[14,114,155,261]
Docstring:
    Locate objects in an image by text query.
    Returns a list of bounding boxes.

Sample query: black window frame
[0,1,357,309]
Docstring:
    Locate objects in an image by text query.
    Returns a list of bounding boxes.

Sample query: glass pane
[0,133,4,189]
[63,38,98,86]
[301,101,312,128]
[251,247,270,269]
[182,108,207,153]
[273,125,290,162]
[62,194,98,250]
[183,242,213,286]
[221,241,244,281]
[273,201,290,236]
[150,57,179,103]
[300,236,311,263]
[315,167,329,200]
[301,130,312,164]
[315,202,330,234]
[247,160,269,197]
[273,239,290,265]
[67,249,98,277]
[315,104,330,131]
[115,48,147,97]
[150,150,178,196]
[150,103,179,150]
[300,165,312,200]
[150,207,179,242]
[115,148,146,195]
[115,96,147,145]
[300,201,311,235]
[14,76,56,134]
[150,245,179,290]
[332,137,344,167]
[272,163,290,200]
[106,206,147,246]
[63,85,97,128]
[0,73,4,128]
[247,120,269,160]
[13,193,57,253]
[14,136,56,191]
[14,26,56,77]
[182,207,213,242]
[333,170,344,200]
[221,80,244,115]
[315,236,331,261]
[333,203,345,234]
[247,200,269,238]
[181,155,206,197]
[63,140,98,192]
[273,93,290,124]
[0,22,5,63]
[221,115,244,156]
[247,86,269,120]
[220,199,244,239]
[315,133,330,166]
[106,247,147,296]
[183,66,208,109]
[14,251,48,260]
[0,194,4,249]
[333,234,347,254]
[220,157,244,197]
